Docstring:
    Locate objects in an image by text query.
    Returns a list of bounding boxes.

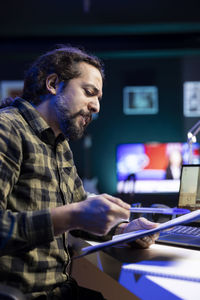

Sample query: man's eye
[84,89,93,96]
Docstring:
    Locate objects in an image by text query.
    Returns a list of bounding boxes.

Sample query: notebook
[156,164,200,249]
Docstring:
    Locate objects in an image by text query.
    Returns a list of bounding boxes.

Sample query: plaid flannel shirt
[0,98,88,298]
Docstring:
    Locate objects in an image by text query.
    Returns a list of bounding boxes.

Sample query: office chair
[0,284,26,300]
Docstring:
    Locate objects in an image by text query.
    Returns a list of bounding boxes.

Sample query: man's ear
[46,73,59,95]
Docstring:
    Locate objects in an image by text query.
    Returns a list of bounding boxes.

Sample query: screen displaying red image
[116,142,200,193]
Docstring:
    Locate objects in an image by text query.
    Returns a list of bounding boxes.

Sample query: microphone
[187,120,200,144]
[187,120,200,163]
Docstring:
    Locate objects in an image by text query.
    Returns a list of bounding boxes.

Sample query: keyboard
[157,225,200,249]
[162,225,200,237]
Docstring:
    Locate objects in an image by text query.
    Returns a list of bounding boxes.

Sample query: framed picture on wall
[123,86,158,115]
[0,80,24,100]
[184,81,200,117]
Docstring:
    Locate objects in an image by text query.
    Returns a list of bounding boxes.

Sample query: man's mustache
[72,110,92,124]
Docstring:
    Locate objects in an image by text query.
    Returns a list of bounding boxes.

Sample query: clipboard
[74,210,200,259]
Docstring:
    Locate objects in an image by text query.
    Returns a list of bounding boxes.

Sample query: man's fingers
[102,193,131,210]
[83,194,130,234]
[123,217,159,234]
[131,217,159,231]
[100,194,130,222]
[126,236,153,249]
[136,237,153,248]
[128,232,160,249]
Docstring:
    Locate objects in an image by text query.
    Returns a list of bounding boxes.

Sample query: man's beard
[54,94,92,141]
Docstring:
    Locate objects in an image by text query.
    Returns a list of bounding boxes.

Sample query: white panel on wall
[123,86,158,115]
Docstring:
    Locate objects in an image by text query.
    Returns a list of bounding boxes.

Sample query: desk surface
[70,235,200,300]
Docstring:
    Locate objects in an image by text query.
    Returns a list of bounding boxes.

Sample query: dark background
[1,0,200,196]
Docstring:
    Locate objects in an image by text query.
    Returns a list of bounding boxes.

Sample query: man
[0,46,158,299]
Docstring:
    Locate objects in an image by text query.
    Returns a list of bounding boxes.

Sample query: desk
[69,235,200,300]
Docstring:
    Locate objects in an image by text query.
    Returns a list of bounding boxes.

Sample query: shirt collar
[12,97,63,145]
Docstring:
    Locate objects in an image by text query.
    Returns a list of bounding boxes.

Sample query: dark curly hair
[22,45,104,105]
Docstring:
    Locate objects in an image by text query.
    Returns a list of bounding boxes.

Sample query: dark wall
[1,38,200,195]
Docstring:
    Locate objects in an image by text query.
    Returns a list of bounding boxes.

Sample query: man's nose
[88,97,100,114]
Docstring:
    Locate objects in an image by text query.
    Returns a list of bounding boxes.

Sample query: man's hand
[116,217,159,248]
[51,194,131,236]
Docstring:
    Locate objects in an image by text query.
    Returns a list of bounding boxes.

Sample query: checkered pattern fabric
[0,98,87,297]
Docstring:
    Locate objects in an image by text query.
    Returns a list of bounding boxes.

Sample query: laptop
[156,164,200,249]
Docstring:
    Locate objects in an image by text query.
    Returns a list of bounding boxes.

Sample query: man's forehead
[78,62,103,89]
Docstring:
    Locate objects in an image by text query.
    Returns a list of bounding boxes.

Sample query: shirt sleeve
[0,114,54,255]
[0,209,54,256]
[0,114,22,208]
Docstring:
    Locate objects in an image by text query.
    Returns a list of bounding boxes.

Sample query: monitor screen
[116,142,200,193]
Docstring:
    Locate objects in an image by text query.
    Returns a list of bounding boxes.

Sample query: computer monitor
[116,142,200,194]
